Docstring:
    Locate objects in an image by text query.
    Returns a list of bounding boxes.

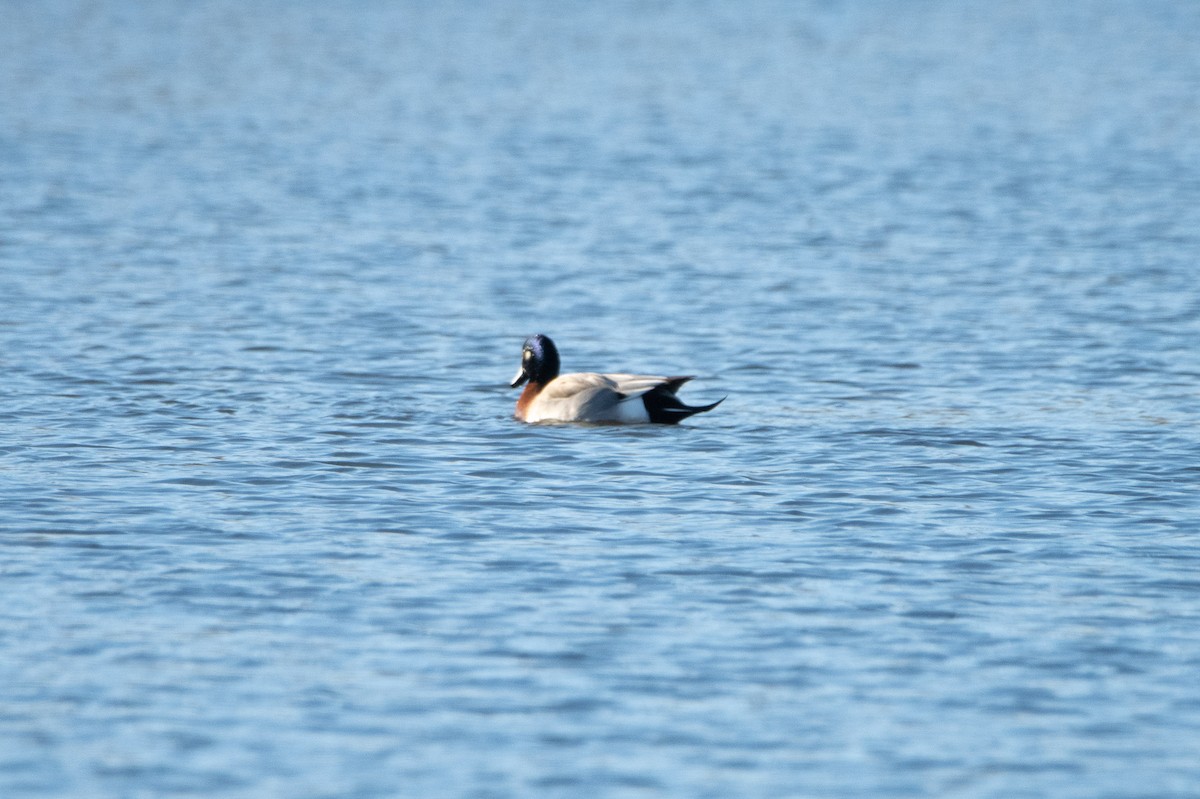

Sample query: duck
[509,334,724,424]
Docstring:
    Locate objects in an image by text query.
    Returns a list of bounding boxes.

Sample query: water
[3,1,1199,796]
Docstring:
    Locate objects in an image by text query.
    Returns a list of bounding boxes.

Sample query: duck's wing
[529,373,667,423]
[603,374,721,424]
[527,373,620,423]
[537,372,618,400]
[603,374,693,397]
[531,373,708,424]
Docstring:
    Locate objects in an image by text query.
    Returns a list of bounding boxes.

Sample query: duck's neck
[515,381,544,421]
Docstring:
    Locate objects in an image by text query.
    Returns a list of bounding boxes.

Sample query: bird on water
[509,334,724,424]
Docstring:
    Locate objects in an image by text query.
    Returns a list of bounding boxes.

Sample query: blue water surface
[2,1,1199,797]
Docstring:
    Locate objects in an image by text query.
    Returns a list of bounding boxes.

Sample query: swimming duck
[509,334,724,424]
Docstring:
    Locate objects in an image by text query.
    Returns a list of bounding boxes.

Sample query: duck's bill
[510,367,529,388]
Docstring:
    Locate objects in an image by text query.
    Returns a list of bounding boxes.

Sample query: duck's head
[510,333,560,388]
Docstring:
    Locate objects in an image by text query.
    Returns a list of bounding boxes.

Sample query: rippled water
[3,1,1200,797]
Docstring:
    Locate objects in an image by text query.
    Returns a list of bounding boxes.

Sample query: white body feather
[520,372,674,424]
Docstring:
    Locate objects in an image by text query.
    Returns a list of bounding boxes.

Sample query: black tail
[643,387,725,425]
